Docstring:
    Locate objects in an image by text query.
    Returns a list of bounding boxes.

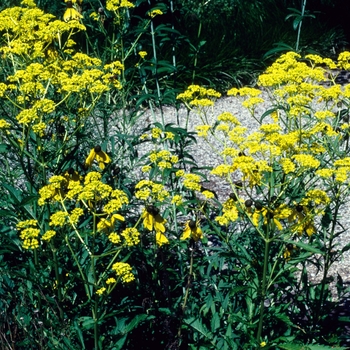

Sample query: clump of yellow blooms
[106,0,135,12]
[112,262,135,283]
[177,85,221,109]
[0,2,123,147]
[177,51,350,242]
[16,220,40,249]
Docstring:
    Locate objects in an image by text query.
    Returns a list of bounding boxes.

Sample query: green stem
[314,191,341,325]
[192,20,202,83]
[52,247,64,320]
[65,235,91,300]
[177,246,194,342]
[91,255,99,350]
[256,237,270,342]
[149,17,164,125]
[296,0,307,51]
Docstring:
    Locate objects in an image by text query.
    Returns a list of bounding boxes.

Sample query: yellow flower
[181,220,203,241]
[142,206,166,233]
[183,173,201,191]
[106,277,116,284]
[201,190,214,199]
[148,9,163,18]
[42,230,56,241]
[96,287,106,295]
[85,145,111,170]
[142,165,152,172]
[0,119,10,129]
[108,232,121,244]
[21,0,36,7]
[196,125,211,137]
[283,243,297,261]
[138,51,147,59]
[63,2,83,22]
[288,204,316,237]
[171,194,183,206]
[17,220,40,249]
[156,232,169,246]
[50,211,68,227]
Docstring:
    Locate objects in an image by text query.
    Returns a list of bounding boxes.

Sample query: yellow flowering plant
[175,51,350,347]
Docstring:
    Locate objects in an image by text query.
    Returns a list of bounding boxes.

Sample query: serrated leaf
[210,312,220,332]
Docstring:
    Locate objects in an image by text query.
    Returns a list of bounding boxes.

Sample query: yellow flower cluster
[135,180,169,202]
[16,220,40,249]
[182,173,202,191]
[96,287,106,295]
[215,197,239,226]
[147,149,178,170]
[112,262,135,283]
[106,277,116,284]
[42,230,56,241]
[0,5,123,141]
[177,85,221,108]
[178,51,350,238]
[121,227,140,246]
[0,119,11,129]
[0,6,85,60]
[39,171,129,238]
[106,0,135,12]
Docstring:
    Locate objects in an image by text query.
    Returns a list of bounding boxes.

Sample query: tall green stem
[296,0,307,51]
[149,15,164,125]
[256,238,270,342]
[314,191,341,326]
[192,21,202,83]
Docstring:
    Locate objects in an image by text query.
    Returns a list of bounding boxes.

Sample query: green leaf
[0,209,17,218]
[285,240,323,255]
[114,335,127,350]
[279,344,347,350]
[123,314,150,334]
[79,316,95,330]
[3,183,22,205]
[184,317,213,340]
[210,312,220,332]
[307,345,347,350]
[73,320,85,349]
[278,344,310,350]
[0,143,8,153]
[321,205,332,229]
